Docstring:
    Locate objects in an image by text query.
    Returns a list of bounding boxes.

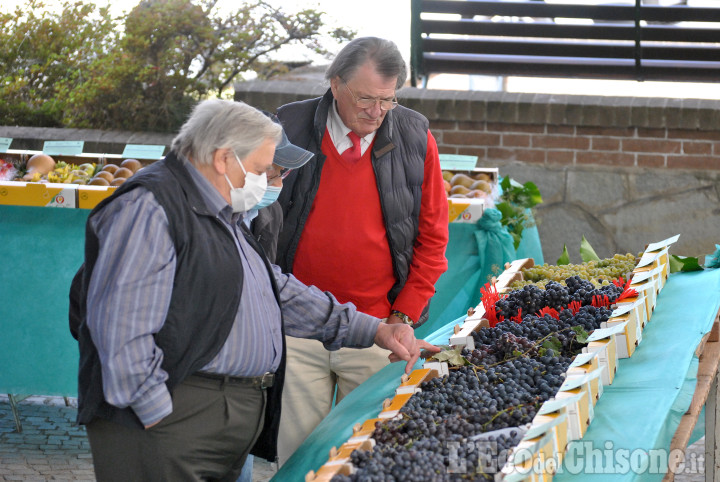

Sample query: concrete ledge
[0,126,174,154]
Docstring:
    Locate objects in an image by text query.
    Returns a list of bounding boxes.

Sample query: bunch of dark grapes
[331,428,524,481]
[495,276,625,321]
[543,280,571,310]
[558,305,613,332]
[492,314,583,357]
[398,356,571,434]
[464,332,538,366]
[495,284,546,319]
[565,275,623,305]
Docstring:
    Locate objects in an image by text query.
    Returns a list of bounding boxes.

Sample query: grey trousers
[86,374,267,482]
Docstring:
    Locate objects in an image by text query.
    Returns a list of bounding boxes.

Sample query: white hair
[171,99,281,166]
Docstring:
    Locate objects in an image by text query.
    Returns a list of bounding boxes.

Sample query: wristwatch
[390,310,414,326]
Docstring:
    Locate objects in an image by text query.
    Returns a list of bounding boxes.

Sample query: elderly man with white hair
[69,99,439,481]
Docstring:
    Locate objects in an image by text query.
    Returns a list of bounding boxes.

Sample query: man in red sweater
[274,37,449,464]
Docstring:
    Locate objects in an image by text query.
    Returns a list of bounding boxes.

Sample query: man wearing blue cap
[243,111,314,263]
[69,99,439,481]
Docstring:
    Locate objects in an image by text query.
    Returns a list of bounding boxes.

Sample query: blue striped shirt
[86,157,379,426]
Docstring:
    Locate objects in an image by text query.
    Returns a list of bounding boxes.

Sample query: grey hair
[171,99,282,166]
[325,37,407,90]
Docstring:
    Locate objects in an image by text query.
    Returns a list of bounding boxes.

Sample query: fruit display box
[0,149,155,209]
[306,235,681,481]
[442,167,499,202]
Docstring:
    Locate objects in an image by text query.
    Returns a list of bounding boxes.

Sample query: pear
[472,172,492,182]
[450,173,475,189]
[470,179,493,194]
[450,184,471,196]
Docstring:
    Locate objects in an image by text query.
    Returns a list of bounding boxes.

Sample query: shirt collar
[327,99,376,152]
[181,154,235,223]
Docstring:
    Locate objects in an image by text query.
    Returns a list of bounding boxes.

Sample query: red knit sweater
[292,129,449,321]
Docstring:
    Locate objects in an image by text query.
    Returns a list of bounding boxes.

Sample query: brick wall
[234,81,720,172]
[234,81,720,263]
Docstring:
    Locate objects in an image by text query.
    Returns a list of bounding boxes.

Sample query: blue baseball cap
[261,110,314,169]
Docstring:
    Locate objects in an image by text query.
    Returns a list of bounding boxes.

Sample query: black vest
[69,152,285,460]
[276,90,431,324]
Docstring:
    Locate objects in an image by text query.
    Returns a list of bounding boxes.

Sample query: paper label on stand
[0,138,11,153]
[570,351,597,367]
[631,265,663,283]
[439,154,478,171]
[612,297,644,317]
[645,235,680,253]
[560,372,592,391]
[43,140,84,155]
[122,144,166,159]
[588,322,627,341]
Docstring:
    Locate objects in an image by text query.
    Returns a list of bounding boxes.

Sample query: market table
[0,203,542,431]
[275,268,720,481]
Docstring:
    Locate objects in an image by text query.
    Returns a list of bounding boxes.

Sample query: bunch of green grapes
[508,253,639,290]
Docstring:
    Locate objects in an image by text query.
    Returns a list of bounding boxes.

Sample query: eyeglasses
[342,81,398,111]
[267,167,292,183]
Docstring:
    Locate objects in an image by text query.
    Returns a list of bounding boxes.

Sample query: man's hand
[374,322,441,374]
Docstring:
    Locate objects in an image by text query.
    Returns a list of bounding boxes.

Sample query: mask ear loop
[225,151,247,190]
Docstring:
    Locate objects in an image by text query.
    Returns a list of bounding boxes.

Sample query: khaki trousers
[277,336,391,465]
[87,374,266,482]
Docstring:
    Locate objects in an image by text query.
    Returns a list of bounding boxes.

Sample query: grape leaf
[670,254,703,272]
[580,236,601,262]
[557,245,570,265]
[571,326,590,344]
[429,347,467,367]
[542,337,563,354]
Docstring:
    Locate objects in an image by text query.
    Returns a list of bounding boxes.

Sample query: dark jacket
[251,201,283,263]
[276,89,432,325]
[69,152,285,461]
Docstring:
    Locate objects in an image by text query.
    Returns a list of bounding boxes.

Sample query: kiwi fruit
[102,164,119,174]
[89,177,110,186]
[113,167,133,179]
[121,158,142,173]
[94,171,114,183]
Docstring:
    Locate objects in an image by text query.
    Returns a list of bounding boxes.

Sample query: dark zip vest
[276,90,432,325]
[69,152,285,460]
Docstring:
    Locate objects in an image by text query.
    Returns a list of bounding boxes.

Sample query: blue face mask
[253,185,282,210]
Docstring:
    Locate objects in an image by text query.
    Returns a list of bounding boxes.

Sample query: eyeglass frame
[341,80,398,111]
[267,166,293,183]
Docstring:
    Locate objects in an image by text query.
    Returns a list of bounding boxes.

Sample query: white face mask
[224,152,267,213]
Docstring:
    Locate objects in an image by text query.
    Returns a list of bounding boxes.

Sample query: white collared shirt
[327,100,377,157]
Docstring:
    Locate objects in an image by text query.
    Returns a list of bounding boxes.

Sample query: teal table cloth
[0,205,88,396]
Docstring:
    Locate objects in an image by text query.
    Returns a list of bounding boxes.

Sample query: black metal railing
[410,0,720,86]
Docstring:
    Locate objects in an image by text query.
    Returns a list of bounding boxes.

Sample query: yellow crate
[77,185,117,210]
[0,181,77,208]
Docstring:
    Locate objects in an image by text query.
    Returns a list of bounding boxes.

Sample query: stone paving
[0,395,277,481]
[0,394,707,481]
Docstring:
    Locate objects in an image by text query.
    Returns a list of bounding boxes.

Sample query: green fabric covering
[275,269,720,481]
[420,208,543,339]
[0,205,88,396]
[707,244,720,268]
